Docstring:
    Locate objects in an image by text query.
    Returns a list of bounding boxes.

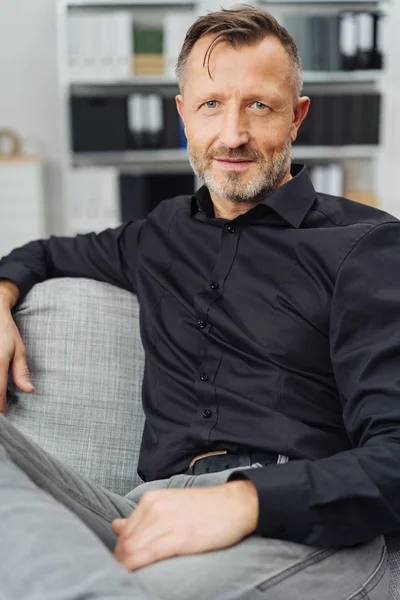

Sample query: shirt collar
[192,163,317,229]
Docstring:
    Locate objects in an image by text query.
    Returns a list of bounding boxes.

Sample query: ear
[290,96,310,143]
[175,94,185,125]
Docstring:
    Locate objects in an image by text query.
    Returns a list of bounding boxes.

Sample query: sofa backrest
[7,278,145,495]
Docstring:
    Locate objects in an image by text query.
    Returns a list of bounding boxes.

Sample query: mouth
[213,158,255,170]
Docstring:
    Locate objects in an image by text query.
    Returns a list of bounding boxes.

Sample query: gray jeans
[0,415,389,600]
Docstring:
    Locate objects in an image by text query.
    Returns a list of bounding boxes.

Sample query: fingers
[11,347,34,393]
[115,530,181,572]
[111,518,128,535]
[0,358,8,414]
[0,346,34,415]
[117,491,157,539]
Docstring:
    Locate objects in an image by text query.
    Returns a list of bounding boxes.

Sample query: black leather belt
[188,450,289,476]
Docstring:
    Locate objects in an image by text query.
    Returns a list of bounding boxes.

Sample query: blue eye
[254,102,267,110]
[205,100,217,108]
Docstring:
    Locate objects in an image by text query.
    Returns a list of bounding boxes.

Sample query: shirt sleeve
[229,221,400,548]
[0,220,144,302]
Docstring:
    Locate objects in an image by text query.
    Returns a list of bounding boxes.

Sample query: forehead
[185,34,293,96]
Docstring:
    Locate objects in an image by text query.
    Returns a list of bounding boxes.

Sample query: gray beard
[188,139,292,204]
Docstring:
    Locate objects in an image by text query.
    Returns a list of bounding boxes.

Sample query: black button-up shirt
[2,164,400,548]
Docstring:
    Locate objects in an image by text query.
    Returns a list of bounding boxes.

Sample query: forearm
[0,221,144,305]
[0,238,56,303]
[225,479,259,536]
[229,440,400,547]
[0,281,19,310]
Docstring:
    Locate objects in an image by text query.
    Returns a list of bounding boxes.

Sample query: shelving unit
[72,145,378,169]
[73,149,191,174]
[303,69,381,83]
[67,0,196,7]
[259,0,388,12]
[57,0,392,233]
[67,0,383,4]
[69,69,382,90]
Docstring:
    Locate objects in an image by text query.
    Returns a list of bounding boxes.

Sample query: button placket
[191,222,241,443]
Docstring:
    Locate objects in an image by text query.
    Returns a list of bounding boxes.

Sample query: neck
[212,197,258,220]
[210,170,293,221]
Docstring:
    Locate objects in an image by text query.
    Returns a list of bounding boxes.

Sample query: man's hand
[112,480,259,572]
[0,282,34,414]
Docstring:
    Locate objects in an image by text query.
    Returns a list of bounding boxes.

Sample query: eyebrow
[191,89,285,106]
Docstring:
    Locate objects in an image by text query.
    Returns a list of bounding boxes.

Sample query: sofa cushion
[7,278,145,495]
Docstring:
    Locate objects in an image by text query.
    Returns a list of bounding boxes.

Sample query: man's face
[176,35,309,203]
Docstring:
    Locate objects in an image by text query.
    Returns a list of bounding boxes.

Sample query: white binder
[66,167,120,235]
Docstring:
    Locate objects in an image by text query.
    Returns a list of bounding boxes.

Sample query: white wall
[0,0,64,234]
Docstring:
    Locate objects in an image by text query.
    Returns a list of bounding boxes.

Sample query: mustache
[206,148,262,161]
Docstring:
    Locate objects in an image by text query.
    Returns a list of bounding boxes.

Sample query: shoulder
[146,195,192,228]
[150,195,192,219]
[311,193,398,230]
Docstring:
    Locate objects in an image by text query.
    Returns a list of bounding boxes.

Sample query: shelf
[72,146,378,169]
[73,149,188,166]
[0,156,43,164]
[65,0,389,12]
[68,71,382,94]
[72,148,192,174]
[303,70,382,84]
[260,0,386,6]
[69,76,179,95]
[292,145,378,159]
[260,0,389,13]
[67,0,387,5]
[66,0,195,7]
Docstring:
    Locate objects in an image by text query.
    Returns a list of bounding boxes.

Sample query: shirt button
[227,225,236,234]
[200,373,209,382]
[210,282,219,290]
[197,320,206,329]
[202,409,212,418]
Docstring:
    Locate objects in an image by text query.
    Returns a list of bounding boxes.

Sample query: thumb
[11,350,35,393]
[112,519,128,535]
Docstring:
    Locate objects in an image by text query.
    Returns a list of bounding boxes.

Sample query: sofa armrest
[7,278,145,495]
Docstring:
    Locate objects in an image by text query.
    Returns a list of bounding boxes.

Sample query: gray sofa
[6,278,400,599]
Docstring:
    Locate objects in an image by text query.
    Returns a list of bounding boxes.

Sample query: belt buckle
[189,450,228,473]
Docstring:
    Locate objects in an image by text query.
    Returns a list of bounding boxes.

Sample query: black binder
[119,173,195,222]
[70,96,128,152]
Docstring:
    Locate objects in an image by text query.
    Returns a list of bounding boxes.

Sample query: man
[0,5,396,599]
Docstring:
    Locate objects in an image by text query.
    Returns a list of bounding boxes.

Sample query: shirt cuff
[228,461,318,544]
[0,262,39,305]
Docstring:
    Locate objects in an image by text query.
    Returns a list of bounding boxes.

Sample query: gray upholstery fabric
[7,278,145,495]
[387,536,400,600]
[5,277,400,596]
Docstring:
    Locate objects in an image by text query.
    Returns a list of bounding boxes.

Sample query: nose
[218,110,250,149]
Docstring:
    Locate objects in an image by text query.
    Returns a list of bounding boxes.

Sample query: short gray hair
[176,5,303,100]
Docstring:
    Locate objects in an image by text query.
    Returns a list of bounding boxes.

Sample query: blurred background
[0,0,398,258]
